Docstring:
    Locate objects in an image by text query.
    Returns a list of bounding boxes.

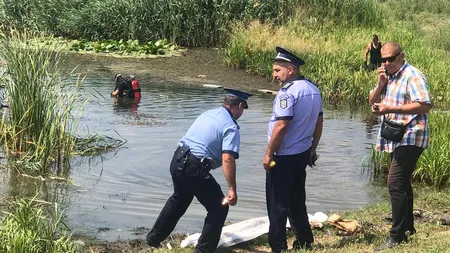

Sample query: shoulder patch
[280,97,288,109]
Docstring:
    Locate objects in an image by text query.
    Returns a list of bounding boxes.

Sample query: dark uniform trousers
[388,145,423,241]
[266,149,313,252]
[146,147,229,253]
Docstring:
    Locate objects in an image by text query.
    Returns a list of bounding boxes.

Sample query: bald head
[382,41,402,55]
[381,41,405,74]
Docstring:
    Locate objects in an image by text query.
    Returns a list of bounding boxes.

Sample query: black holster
[199,158,212,177]
[174,145,212,177]
[175,145,190,170]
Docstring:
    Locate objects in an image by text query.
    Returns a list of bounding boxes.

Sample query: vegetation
[224,15,450,107]
[0,0,449,251]
[0,197,77,253]
[0,30,126,175]
[70,38,176,56]
[0,30,80,174]
[0,0,298,47]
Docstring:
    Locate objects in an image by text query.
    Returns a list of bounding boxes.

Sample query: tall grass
[0,30,81,174]
[0,197,76,253]
[299,0,382,27]
[413,112,450,188]
[0,0,299,47]
[223,18,450,106]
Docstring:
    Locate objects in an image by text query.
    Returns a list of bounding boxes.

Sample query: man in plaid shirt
[369,41,432,251]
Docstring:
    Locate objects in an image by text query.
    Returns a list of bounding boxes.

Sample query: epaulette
[281,81,294,90]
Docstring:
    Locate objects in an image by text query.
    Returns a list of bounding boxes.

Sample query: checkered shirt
[371,61,432,153]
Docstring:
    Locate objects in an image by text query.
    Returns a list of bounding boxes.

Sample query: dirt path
[63,48,279,94]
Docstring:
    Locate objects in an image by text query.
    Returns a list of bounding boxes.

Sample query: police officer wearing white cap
[263,47,323,252]
[146,88,252,253]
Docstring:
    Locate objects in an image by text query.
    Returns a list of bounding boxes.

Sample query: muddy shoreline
[63,48,279,94]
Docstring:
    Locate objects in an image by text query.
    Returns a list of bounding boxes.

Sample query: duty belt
[175,145,212,177]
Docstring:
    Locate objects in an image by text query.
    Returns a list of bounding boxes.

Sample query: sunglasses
[381,52,401,63]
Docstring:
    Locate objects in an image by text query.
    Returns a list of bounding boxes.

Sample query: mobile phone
[371,103,379,110]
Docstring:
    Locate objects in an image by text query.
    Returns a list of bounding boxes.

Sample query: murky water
[27,74,382,241]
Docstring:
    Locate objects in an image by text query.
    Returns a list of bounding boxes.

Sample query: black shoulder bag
[380,115,408,142]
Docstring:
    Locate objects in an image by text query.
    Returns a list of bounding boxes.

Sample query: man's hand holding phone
[377,65,388,88]
[371,103,379,111]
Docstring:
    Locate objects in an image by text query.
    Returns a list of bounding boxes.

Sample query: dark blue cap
[224,88,253,109]
[272,46,305,66]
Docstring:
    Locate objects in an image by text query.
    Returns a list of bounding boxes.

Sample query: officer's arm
[111,89,119,96]
[265,119,290,157]
[222,153,237,206]
[222,153,236,190]
[312,114,323,151]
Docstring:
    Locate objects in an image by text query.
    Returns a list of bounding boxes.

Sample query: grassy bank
[72,186,450,252]
[0,197,78,253]
[224,15,450,106]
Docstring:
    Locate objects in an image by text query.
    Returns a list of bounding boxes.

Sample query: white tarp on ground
[180,212,328,248]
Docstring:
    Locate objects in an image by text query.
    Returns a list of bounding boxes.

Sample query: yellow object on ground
[327,214,360,235]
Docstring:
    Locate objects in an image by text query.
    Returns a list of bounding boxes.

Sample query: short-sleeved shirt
[371,61,432,153]
[268,77,323,155]
[180,106,240,169]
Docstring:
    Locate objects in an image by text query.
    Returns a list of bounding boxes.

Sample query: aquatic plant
[0,30,128,174]
[0,30,81,174]
[74,133,127,156]
[70,38,177,56]
[0,197,77,253]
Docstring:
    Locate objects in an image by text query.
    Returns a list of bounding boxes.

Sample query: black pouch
[380,119,406,142]
[175,145,190,170]
[199,158,212,177]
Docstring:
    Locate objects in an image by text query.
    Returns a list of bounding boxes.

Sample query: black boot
[293,240,312,250]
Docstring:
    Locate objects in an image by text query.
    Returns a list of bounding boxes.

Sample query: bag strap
[383,114,416,126]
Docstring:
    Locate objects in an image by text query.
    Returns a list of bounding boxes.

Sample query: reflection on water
[0,75,385,241]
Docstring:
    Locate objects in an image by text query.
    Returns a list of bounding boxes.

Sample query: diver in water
[111,74,141,98]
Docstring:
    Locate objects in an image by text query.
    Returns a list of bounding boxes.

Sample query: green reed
[0,30,81,174]
[1,0,298,47]
[299,0,382,27]
[0,197,76,253]
[414,112,450,188]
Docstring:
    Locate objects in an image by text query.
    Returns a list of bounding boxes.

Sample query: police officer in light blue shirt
[146,88,252,253]
[263,47,324,252]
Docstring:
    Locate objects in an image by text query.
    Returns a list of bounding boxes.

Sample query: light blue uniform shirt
[180,106,240,169]
[268,77,323,155]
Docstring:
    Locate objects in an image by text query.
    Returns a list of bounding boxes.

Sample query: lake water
[44,75,383,241]
[0,72,385,241]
